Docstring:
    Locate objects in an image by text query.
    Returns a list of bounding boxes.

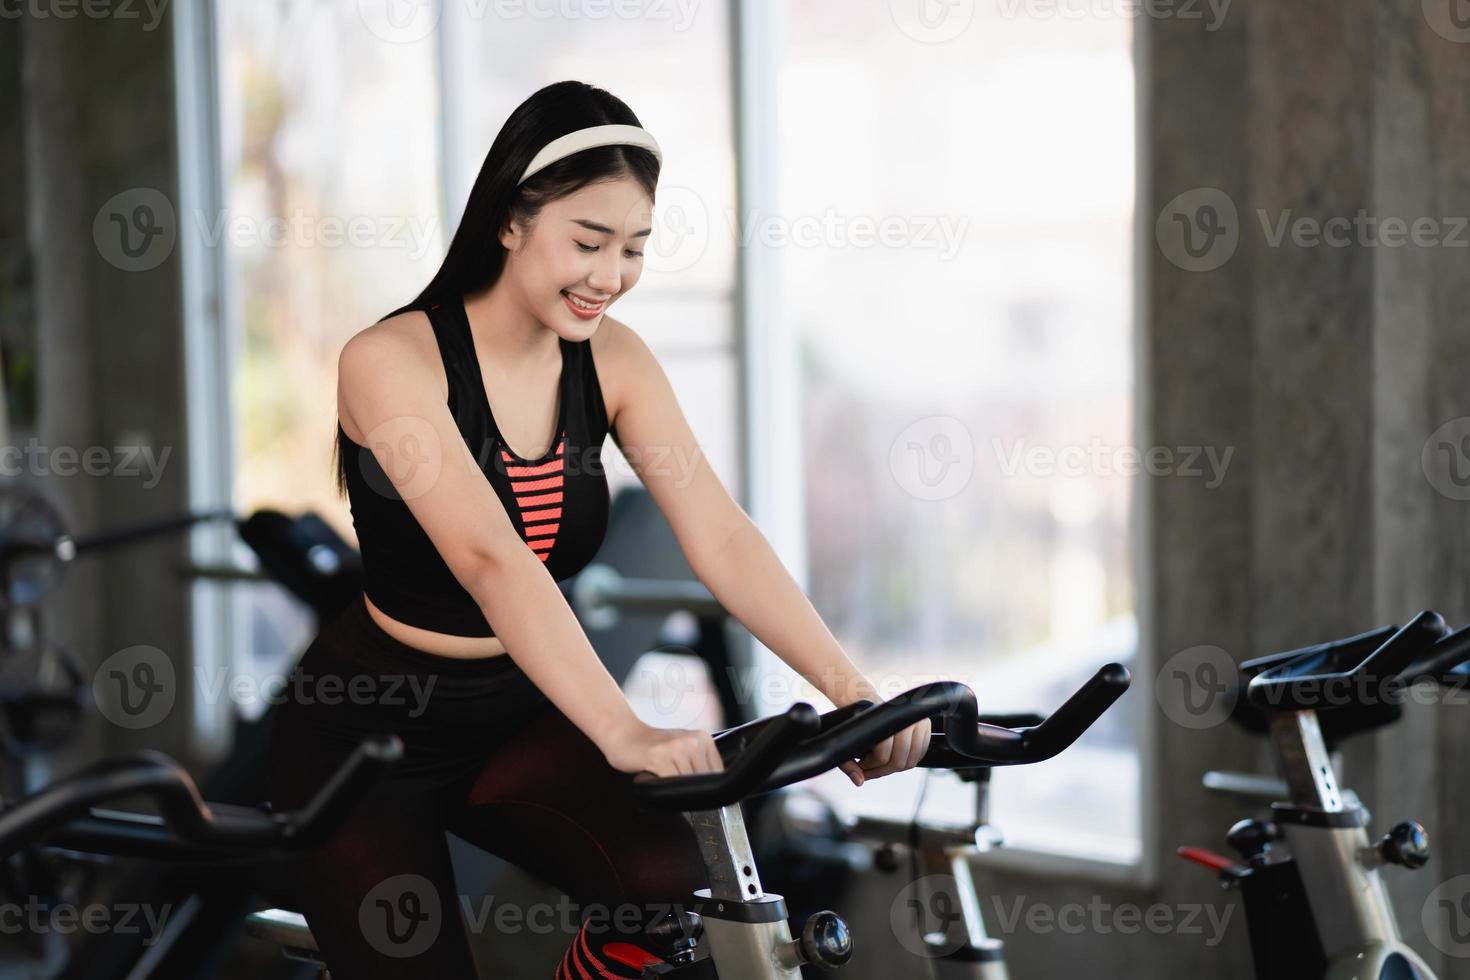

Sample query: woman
[264,79,932,979]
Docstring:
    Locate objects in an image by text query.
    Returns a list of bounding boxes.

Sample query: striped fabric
[503,437,566,561]
[554,918,658,979]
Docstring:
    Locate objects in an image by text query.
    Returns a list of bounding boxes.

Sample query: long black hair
[332,79,661,496]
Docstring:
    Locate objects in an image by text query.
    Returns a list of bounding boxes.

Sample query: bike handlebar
[0,733,402,858]
[1245,610,1454,712]
[631,663,1130,812]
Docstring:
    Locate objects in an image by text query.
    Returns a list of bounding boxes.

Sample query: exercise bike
[243,663,1131,978]
[0,481,367,978]
[1179,609,1470,980]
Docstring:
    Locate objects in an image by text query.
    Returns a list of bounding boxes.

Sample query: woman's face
[500,175,653,339]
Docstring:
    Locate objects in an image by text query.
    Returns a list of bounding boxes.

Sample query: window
[775,2,1139,864]
[437,2,739,502]
[211,0,444,707]
[204,1,736,722]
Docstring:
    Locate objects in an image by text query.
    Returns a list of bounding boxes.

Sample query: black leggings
[264,595,709,979]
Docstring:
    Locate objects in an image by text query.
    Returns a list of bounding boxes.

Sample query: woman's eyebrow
[570,218,652,239]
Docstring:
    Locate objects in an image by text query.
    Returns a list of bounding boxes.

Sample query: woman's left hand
[838,717,933,786]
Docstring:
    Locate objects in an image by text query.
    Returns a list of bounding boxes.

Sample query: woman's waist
[363,594,510,659]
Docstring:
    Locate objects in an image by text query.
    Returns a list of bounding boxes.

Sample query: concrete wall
[18,9,195,772]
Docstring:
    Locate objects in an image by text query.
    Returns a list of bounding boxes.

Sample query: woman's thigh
[267,709,482,979]
[449,703,709,935]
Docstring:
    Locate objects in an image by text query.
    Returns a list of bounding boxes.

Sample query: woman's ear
[498,218,519,253]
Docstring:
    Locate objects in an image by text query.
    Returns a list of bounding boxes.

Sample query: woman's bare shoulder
[337,308,442,443]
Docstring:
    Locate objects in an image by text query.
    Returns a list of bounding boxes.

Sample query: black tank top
[336,299,611,636]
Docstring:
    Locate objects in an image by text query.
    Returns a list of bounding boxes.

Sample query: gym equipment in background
[1179,611,1470,980]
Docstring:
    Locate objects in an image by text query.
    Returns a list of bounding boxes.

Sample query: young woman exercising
[264,79,932,979]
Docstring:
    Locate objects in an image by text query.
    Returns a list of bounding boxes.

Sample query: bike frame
[1262,710,1438,979]
[679,801,814,978]
[842,775,1008,980]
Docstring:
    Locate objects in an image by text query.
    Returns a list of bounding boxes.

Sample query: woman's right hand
[600,720,725,778]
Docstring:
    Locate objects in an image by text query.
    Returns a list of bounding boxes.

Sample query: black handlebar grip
[1247,610,1448,712]
[1403,623,1470,686]
[630,703,822,811]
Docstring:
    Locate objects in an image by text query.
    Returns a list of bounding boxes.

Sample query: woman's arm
[337,318,717,776]
[595,318,930,782]
[594,319,882,711]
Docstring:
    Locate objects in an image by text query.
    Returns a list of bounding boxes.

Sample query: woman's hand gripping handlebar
[630,663,1131,812]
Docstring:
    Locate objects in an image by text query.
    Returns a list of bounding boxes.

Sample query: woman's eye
[576,241,644,259]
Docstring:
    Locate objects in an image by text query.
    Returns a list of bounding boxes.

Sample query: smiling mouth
[562,290,608,310]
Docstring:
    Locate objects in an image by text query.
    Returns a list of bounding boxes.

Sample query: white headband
[517,124,662,185]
